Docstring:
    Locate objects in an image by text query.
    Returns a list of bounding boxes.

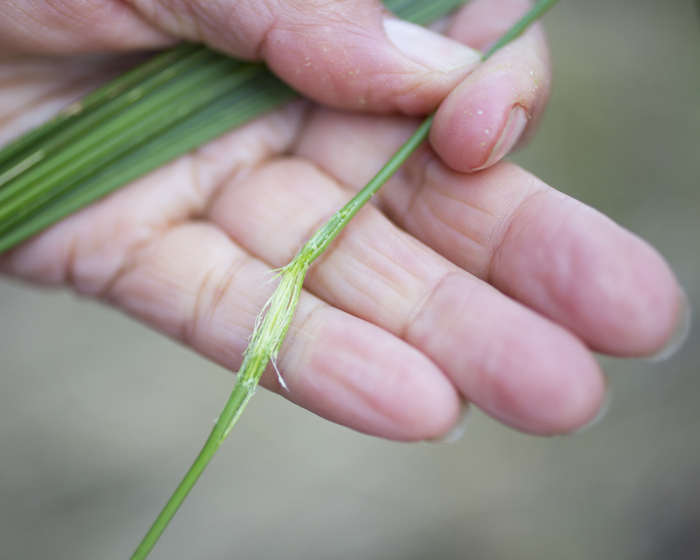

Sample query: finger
[295,109,683,358]
[119,0,482,114]
[208,155,606,434]
[387,158,683,358]
[430,0,552,171]
[0,0,172,54]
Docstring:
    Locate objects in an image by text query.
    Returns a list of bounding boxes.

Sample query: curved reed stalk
[130,1,561,558]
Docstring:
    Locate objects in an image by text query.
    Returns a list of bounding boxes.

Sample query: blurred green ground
[1,1,699,558]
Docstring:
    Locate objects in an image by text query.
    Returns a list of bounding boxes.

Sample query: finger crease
[183,257,246,348]
[486,186,544,287]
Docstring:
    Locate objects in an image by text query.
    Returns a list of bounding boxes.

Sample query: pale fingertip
[383,18,482,73]
[425,400,471,444]
[571,382,611,434]
[645,286,692,362]
[470,104,528,172]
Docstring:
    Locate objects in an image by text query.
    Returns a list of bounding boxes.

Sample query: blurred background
[1,0,699,558]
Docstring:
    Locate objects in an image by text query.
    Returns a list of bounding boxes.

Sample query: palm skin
[0,0,683,441]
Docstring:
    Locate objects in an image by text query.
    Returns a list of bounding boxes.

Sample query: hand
[0,0,684,440]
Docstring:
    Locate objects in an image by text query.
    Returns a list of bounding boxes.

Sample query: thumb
[127,0,482,114]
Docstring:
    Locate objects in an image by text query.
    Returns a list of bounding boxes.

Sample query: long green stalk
[130,1,561,558]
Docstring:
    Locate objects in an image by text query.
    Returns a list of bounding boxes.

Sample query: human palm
[0,0,683,441]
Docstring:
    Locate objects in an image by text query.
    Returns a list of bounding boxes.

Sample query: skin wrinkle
[234,158,446,339]
[101,224,229,341]
[291,110,417,197]
[1,0,167,52]
[128,0,372,61]
[431,191,509,272]
[281,100,315,157]
[417,203,491,272]
[96,223,175,301]
[430,173,503,224]
[483,171,544,287]
[183,253,251,352]
[52,0,104,24]
[281,0,386,47]
[16,1,70,31]
[187,148,209,207]
[383,74,447,115]
[133,0,208,44]
[397,273,448,348]
[333,234,410,324]
[184,257,218,346]
[422,182,496,254]
[280,151,470,342]
[315,60,421,111]
[63,228,80,287]
[236,0,277,60]
[487,186,566,293]
[401,268,468,347]
[400,267,592,434]
[184,145,253,219]
[74,153,230,297]
[93,144,258,300]
[383,155,500,279]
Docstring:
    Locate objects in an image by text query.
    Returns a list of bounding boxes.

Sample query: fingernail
[426,401,471,444]
[646,287,692,362]
[383,18,481,73]
[471,105,529,172]
[573,385,611,434]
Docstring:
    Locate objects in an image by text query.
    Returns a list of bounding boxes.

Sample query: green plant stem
[483,0,560,59]
[130,1,561,558]
[128,121,431,560]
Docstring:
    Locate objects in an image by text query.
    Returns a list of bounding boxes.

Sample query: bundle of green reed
[0,0,467,254]
[0,1,560,558]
